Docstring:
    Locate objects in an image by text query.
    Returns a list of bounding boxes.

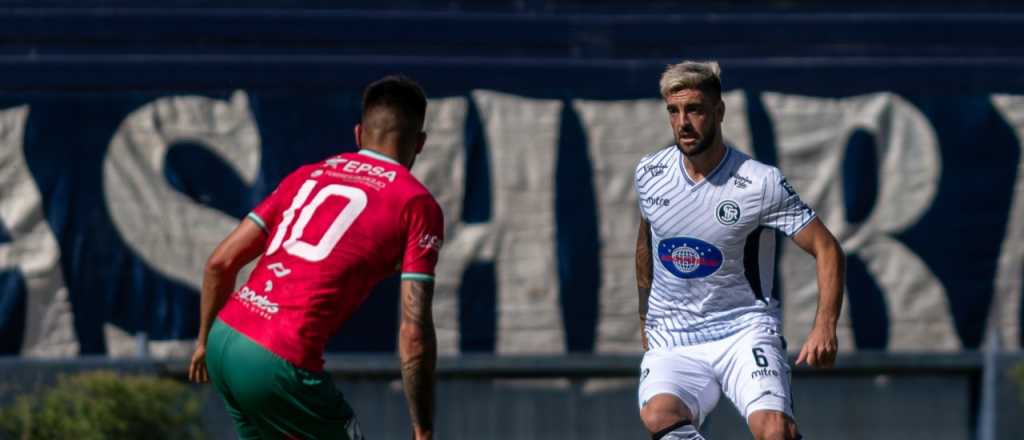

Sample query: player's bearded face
[666,88,722,157]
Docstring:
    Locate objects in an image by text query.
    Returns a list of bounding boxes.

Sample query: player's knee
[753,426,785,440]
[749,410,798,440]
[783,418,802,440]
[639,394,692,434]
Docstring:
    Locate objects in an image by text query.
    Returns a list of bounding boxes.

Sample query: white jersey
[635,145,815,349]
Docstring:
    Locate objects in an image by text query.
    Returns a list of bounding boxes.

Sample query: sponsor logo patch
[657,237,723,279]
[780,177,797,196]
[751,368,780,379]
[716,200,741,225]
[641,196,670,207]
[418,234,443,252]
[641,164,668,178]
[732,173,752,189]
[267,262,291,278]
[235,285,279,319]
[325,157,397,182]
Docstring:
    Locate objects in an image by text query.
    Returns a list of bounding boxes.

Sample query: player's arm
[791,218,845,368]
[399,279,436,440]
[636,216,654,351]
[188,218,267,383]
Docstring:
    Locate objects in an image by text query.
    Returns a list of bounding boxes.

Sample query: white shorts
[637,324,794,427]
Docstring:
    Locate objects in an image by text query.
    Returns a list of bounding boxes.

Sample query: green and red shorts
[206,319,364,440]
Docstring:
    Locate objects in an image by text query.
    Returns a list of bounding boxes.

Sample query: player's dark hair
[361,75,427,136]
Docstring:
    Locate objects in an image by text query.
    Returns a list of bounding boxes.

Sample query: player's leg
[638,348,720,439]
[641,394,705,440]
[211,319,363,439]
[716,325,801,440]
[205,319,262,439]
[267,366,365,440]
[748,409,800,440]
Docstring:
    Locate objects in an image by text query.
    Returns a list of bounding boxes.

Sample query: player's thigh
[716,326,795,423]
[638,348,721,428]
[269,366,364,440]
[213,322,362,439]
[206,320,263,440]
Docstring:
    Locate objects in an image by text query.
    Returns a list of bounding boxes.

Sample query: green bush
[1014,362,1024,404]
[0,370,204,440]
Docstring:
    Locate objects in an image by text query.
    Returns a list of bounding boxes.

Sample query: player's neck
[359,146,406,167]
[682,142,727,182]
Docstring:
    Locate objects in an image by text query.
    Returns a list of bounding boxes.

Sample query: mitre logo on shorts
[657,237,723,279]
[716,200,741,225]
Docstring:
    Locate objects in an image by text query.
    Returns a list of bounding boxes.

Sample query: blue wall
[1,6,1023,354]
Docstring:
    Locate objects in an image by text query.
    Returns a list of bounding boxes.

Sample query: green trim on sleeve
[247,212,268,233]
[400,273,435,282]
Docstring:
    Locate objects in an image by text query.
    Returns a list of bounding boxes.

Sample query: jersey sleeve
[247,167,307,234]
[634,158,650,221]
[759,167,817,236]
[399,194,445,282]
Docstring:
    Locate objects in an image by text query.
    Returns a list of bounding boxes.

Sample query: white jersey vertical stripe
[636,146,816,349]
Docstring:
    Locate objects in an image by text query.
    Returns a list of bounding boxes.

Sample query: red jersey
[218,149,444,372]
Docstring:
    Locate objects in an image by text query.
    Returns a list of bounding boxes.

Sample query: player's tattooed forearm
[402,280,434,326]
[400,280,437,431]
[636,218,654,319]
[400,337,436,430]
[636,218,654,290]
[638,287,652,318]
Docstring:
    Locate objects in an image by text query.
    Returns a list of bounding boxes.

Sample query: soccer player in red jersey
[188,75,442,440]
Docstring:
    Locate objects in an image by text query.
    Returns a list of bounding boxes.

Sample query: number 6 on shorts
[752,347,769,367]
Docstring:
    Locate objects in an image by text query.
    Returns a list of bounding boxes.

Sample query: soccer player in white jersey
[634,61,844,440]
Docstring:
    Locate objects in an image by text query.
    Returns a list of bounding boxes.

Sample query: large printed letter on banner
[990,95,1024,348]
[0,106,79,356]
[410,96,478,354]
[103,91,260,356]
[473,90,566,355]
[573,91,752,353]
[763,92,959,351]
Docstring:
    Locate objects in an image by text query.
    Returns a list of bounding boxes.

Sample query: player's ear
[716,98,726,121]
[415,131,427,154]
[354,123,363,147]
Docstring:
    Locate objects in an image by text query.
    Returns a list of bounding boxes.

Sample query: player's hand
[795,324,837,368]
[188,344,209,383]
[412,426,432,440]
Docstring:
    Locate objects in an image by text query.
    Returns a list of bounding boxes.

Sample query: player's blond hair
[659,60,722,101]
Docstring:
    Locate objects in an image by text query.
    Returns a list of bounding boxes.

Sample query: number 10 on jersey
[266,180,368,262]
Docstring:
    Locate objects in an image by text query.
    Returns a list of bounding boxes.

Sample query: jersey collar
[358,149,400,165]
[679,146,731,189]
